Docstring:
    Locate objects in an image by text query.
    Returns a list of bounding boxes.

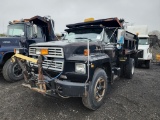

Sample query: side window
[106,30,116,43]
[37,26,43,38]
[103,32,109,43]
[27,26,33,39]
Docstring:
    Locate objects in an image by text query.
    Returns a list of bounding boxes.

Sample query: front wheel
[3,59,23,82]
[82,68,108,110]
[146,60,150,69]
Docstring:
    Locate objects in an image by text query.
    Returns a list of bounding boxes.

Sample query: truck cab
[127,25,152,68]
[12,17,139,110]
[1,19,39,65]
[1,16,56,82]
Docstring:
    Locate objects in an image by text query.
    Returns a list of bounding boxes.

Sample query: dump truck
[1,15,56,82]
[11,17,138,110]
[127,25,152,68]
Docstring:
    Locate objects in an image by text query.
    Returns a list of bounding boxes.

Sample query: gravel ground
[0,64,160,120]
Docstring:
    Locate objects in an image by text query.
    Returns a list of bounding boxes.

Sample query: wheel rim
[12,63,22,77]
[94,77,106,102]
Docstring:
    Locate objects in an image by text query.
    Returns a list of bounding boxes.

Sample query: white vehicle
[127,25,152,68]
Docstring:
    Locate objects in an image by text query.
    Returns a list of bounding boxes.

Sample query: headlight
[14,48,27,54]
[36,49,48,55]
[75,63,86,74]
[36,49,41,54]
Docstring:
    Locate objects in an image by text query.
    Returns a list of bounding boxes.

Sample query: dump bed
[66,17,123,28]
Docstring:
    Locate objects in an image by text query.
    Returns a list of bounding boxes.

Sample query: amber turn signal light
[41,49,48,55]
[84,49,90,56]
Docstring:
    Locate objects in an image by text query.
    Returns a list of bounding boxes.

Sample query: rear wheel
[82,68,108,110]
[125,58,135,79]
[3,59,23,82]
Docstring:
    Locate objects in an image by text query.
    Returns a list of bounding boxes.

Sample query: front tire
[3,59,23,82]
[146,60,150,69]
[82,68,108,110]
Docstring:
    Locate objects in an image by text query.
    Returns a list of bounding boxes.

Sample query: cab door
[103,30,117,62]
[26,25,45,46]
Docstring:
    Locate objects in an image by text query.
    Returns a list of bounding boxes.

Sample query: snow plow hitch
[11,54,47,94]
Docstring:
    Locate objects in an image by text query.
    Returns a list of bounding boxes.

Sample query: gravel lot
[0,64,160,120]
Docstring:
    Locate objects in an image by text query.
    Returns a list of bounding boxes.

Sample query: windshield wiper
[75,37,92,41]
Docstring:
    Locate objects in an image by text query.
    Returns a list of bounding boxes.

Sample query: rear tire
[82,68,108,110]
[125,58,135,79]
[3,59,23,82]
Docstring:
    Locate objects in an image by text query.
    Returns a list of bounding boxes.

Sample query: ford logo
[2,41,11,43]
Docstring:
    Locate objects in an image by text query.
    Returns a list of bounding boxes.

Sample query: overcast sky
[0,0,160,33]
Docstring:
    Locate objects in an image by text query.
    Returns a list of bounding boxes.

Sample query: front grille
[30,59,64,71]
[29,47,64,71]
[138,50,143,58]
[29,47,64,58]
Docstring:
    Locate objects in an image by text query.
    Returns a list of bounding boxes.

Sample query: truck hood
[30,40,99,46]
[0,37,20,48]
[29,40,99,58]
[30,40,70,47]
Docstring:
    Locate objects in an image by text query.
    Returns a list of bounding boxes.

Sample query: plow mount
[12,54,47,94]
[11,54,88,98]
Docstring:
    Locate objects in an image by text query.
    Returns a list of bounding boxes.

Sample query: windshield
[139,38,149,45]
[64,28,103,42]
[7,24,24,37]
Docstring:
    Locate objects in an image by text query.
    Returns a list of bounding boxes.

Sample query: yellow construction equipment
[156,54,160,62]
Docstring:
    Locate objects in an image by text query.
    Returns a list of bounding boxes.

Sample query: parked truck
[127,25,152,68]
[11,17,138,110]
[1,15,56,82]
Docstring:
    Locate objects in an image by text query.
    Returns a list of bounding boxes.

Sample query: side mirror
[117,36,124,44]
[33,34,37,38]
[20,35,27,44]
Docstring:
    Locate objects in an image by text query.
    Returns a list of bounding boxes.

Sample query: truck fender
[2,52,14,64]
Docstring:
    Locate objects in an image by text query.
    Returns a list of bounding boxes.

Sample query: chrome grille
[29,47,64,58]
[30,59,64,71]
[29,47,64,71]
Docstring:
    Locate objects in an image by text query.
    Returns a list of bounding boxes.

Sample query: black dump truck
[1,15,56,82]
[11,17,138,110]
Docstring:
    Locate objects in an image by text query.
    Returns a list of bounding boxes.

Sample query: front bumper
[12,53,89,98]
[55,80,89,97]
[23,79,89,98]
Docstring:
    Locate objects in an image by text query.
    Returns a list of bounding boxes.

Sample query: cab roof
[66,17,123,28]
